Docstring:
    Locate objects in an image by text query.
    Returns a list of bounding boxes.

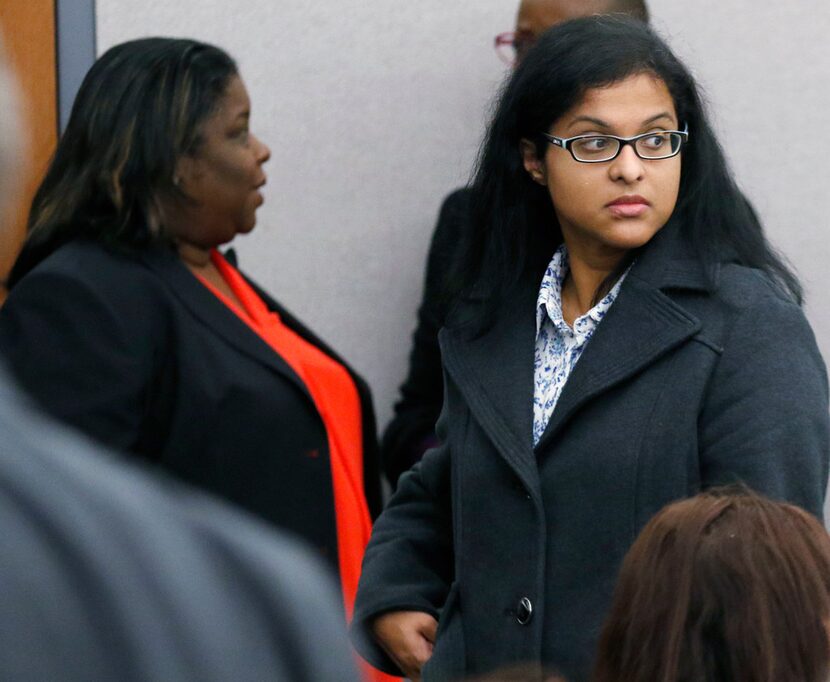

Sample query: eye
[571,136,614,157]
[640,133,668,149]
[581,136,611,151]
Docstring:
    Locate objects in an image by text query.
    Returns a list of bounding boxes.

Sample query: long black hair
[453,16,800,330]
[7,37,238,288]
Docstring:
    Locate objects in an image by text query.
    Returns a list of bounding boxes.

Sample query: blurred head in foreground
[594,488,830,682]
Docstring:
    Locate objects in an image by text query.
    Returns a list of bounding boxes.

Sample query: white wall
[97,1,830,440]
[650,0,830,362]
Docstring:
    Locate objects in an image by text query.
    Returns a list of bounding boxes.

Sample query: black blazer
[0,240,383,572]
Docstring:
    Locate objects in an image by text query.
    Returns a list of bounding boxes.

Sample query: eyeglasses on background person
[542,125,689,163]
[494,31,536,65]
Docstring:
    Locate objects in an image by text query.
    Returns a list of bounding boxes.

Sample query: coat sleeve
[352,401,455,675]
[0,266,161,455]
[698,291,830,519]
[380,188,472,487]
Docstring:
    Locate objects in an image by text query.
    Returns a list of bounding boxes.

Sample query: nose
[251,133,271,165]
[608,143,644,184]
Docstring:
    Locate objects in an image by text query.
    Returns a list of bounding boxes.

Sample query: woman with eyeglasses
[353,16,828,682]
[382,0,650,488]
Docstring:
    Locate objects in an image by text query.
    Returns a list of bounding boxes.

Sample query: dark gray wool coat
[353,223,830,682]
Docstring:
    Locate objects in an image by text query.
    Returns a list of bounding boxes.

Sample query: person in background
[353,16,828,682]
[0,37,391,681]
[594,488,830,682]
[0,35,357,682]
[382,0,650,487]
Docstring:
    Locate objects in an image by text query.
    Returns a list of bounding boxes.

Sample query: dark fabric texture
[353,221,830,682]
[0,239,383,574]
[381,188,473,486]
[0,367,359,682]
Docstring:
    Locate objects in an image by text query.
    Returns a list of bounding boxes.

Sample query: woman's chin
[236,218,258,236]
[604,221,664,251]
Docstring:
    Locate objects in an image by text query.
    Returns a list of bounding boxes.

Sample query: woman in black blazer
[0,38,385,656]
[352,17,829,682]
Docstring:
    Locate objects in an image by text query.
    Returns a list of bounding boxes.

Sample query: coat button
[512,480,531,500]
[516,597,533,625]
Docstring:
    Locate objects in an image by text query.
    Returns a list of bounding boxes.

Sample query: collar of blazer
[136,245,317,406]
[438,218,710,499]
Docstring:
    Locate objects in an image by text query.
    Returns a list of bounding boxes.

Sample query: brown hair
[593,488,830,682]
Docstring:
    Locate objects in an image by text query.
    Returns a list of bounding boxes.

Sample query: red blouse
[197,251,398,682]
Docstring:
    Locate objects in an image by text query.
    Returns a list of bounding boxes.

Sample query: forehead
[516,0,616,34]
[555,73,678,131]
[209,75,250,122]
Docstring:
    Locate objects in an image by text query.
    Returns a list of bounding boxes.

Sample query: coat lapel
[138,248,314,402]
[535,223,714,452]
[441,222,718,483]
[440,276,540,497]
[534,275,701,452]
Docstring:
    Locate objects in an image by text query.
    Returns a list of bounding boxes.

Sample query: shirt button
[516,597,533,625]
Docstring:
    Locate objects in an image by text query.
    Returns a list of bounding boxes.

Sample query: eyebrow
[566,111,675,132]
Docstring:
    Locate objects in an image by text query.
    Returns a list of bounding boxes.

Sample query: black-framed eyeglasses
[542,125,689,163]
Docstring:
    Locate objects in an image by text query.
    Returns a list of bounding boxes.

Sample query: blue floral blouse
[533,245,628,446]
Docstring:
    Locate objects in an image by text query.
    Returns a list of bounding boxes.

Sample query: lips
[606,194,650,218]
[253,179,266,206]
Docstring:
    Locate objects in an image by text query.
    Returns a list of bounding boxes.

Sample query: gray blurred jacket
[0,366,358,682]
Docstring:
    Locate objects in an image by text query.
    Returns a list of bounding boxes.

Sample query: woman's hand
[372,610,438,681]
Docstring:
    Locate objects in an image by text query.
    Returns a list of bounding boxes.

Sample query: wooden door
[0,1,58,300]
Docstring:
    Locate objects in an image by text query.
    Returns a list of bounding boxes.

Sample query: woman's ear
[520,139,547,185]
[173,155,198,194]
